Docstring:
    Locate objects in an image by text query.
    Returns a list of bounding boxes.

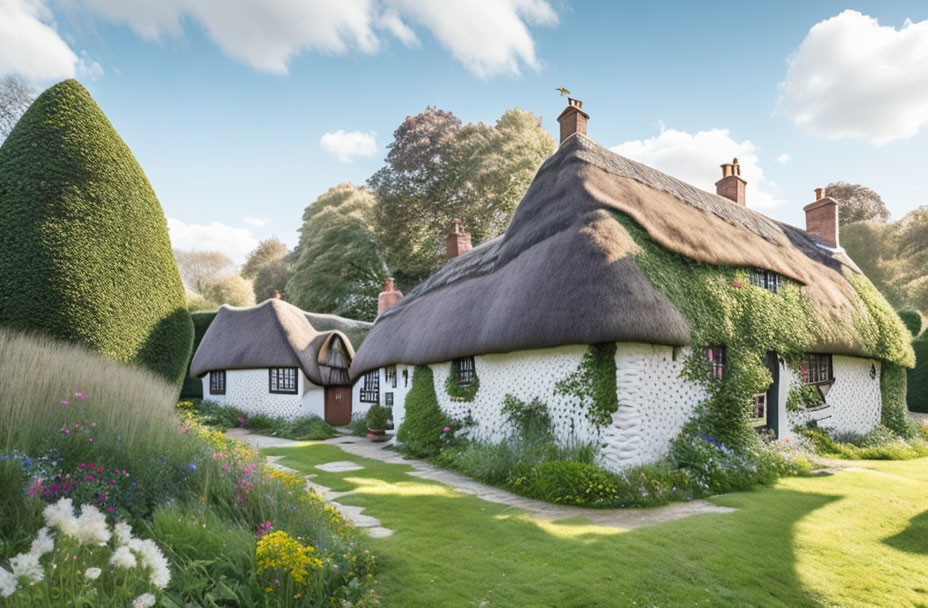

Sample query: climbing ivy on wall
[612,211,914,448]
[397,365,454,458]
[555,343,618,427]
[445,366,480,402]
[880,362,912,437]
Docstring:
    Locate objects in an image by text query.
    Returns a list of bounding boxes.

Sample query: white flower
[75,504,111,546]
[133,592,156,607]
[128,538,171,588]
[43,498,79,539]
[9,553,43,583]
[114,522,133,545]
[29,527,55,558]
[0,566,18,598]
[109,546,137,569]
[84,567,102,580]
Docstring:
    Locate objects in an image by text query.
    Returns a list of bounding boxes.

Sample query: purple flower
[188,463,198,471]
[442,427,451,433]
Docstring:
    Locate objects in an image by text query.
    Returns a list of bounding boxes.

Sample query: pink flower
[443,427,451,433]
[89,423,96,428]
[221,465,230,472]
[75,392,87,400]
[87,475,94,482]
[181,427,190,435]
[60,401,69,406]
[74,424,81,429]
[109,480,115,485]
[114,468,120,474]
[732,279,742,288]
[212,453,220,459]
[97,467,103,473]
[88,438,93,443]
[61,428,70,435]
[107,507,114,513]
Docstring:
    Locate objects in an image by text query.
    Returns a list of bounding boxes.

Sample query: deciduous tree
[0,75,35,140]
[826,182,891,226]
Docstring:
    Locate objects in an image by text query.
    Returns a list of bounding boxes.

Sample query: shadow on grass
[264,443,839,608]
[884,509,928,556]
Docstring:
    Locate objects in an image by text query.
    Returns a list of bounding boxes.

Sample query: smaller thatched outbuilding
[191,298,372,424]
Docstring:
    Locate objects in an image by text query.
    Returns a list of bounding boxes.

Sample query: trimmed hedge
[0,79,192,385]
[396,365,452,458]
[909,336,928,413]
[180,311,218,398]
[897,309,923,338]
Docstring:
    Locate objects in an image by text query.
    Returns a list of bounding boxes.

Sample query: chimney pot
[446,219,473,260]
[803,189,839,248]
[557,98,590,144]
[377,277,403,317]
[715,158,747,206]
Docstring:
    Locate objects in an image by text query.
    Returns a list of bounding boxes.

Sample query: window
[706,346,726,380]
[268,368,298,394]
[402,369,409,388]
[360,370,379,403]
[750,393,767,427]
[209,370,226,395]
[801,354,834,385]
[385,392,394,406]
[385,366,397,389]
[750,268,780,293]
[452,357,476,386]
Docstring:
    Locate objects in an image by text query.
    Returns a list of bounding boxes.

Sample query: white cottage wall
[201,369,322,420]
[782,355,882,439]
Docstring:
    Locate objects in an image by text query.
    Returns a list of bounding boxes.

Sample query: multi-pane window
[751,393,767,427]
[801,354,834,385]
[706,346,726,380]
[385,366,398,389]
[268,368,298,394]
[452,357,476,386]
[209,370,226,395]
[750,268,780,293]
[385,392,394,407]
[360,370,379,403]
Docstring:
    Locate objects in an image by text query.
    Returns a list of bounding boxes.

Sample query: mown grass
[265,442,928,608]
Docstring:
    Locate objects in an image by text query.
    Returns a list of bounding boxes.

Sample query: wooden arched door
[324,386,352,426]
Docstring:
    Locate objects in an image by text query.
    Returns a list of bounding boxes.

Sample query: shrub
[366,405,390,431]
[501,395,551,441]
[349,413,369,437]
[908,335,928,413]
[896,309,923,338]
[881,362,915,437]
[0,80,192,386]
[180,312,218,398]
[797,423,928,460]
[181,399,338,441]
[396,366,453,458]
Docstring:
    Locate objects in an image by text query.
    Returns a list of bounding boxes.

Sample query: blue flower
[187,463,198,471]
[22,458,32,467]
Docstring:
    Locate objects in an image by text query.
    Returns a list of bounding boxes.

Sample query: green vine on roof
[611,210,914,447]
[555,343,618,427]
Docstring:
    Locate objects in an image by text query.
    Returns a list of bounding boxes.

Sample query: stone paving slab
[315,460,365,473]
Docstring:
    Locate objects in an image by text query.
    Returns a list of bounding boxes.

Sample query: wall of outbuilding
[201,369,323,420]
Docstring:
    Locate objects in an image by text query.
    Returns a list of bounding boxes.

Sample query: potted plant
[366,405,390,442]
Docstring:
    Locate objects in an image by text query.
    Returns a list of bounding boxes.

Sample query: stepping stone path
[227,427,737,532]
[314,460,365,473]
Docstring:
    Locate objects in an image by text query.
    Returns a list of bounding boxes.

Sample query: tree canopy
[174,250,233,294]
[369,106,554,287]
[241,237,289,280]
[0,75,35,141]
[0,79,192,385]
[287,184,386,321]
[826,182,891,226]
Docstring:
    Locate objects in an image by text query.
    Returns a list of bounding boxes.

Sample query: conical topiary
[0,79,192,385]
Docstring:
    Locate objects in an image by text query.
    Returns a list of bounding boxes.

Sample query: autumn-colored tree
[287,184,386,321]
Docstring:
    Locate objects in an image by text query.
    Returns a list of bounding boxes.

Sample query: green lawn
[263,444,928,608]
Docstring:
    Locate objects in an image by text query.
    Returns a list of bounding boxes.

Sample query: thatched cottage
[350,99,913,471]
[191,298,371,424]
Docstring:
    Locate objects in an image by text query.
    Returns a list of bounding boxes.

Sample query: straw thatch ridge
[350,134,883,379]
[190,299,360,386]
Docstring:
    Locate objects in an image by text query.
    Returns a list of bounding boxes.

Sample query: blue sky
[2,1,927,262]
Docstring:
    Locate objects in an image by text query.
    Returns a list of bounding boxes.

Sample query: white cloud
[0,0,78,79]
[75,0,557,77]
[320,129,378,163]
[167,218,258,264]
[76,51,103,79]
[611,125,783,209]
[776,153,791,165]
[779,10,928,145]
[243,216,269,227]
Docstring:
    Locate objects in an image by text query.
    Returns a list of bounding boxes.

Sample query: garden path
[225,428,736,531]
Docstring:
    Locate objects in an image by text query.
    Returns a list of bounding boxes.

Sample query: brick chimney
[803,188,840,248]
[715,158,746,206]
[445,218,472,260]
[557,98,589,144]
[377,277,403,317]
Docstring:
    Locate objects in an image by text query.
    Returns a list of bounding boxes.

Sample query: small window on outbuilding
[269,368,298,394]
[801,353,835,405]
[452,357,476,386]
[360,370,380,403]
[209,370,226,395]
[706,346,726,380]
[385,366,398,389]
[750,268,780,293]
[402,369,409,388]
[385,392,394,407]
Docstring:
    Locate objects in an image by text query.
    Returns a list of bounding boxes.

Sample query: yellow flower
[255,531,323,584]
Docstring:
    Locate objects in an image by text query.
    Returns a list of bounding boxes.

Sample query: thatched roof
[350,133,886,379]
[191,299,367,386]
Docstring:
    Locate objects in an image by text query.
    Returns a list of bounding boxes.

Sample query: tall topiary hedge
[396,365,452,458]
[180,311,218,397]
[908,335,928,414]
[897,310,923,339]
[0,80,192,385]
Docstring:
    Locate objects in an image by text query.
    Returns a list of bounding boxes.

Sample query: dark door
[324,386,352,426]
[751,352,780,435]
